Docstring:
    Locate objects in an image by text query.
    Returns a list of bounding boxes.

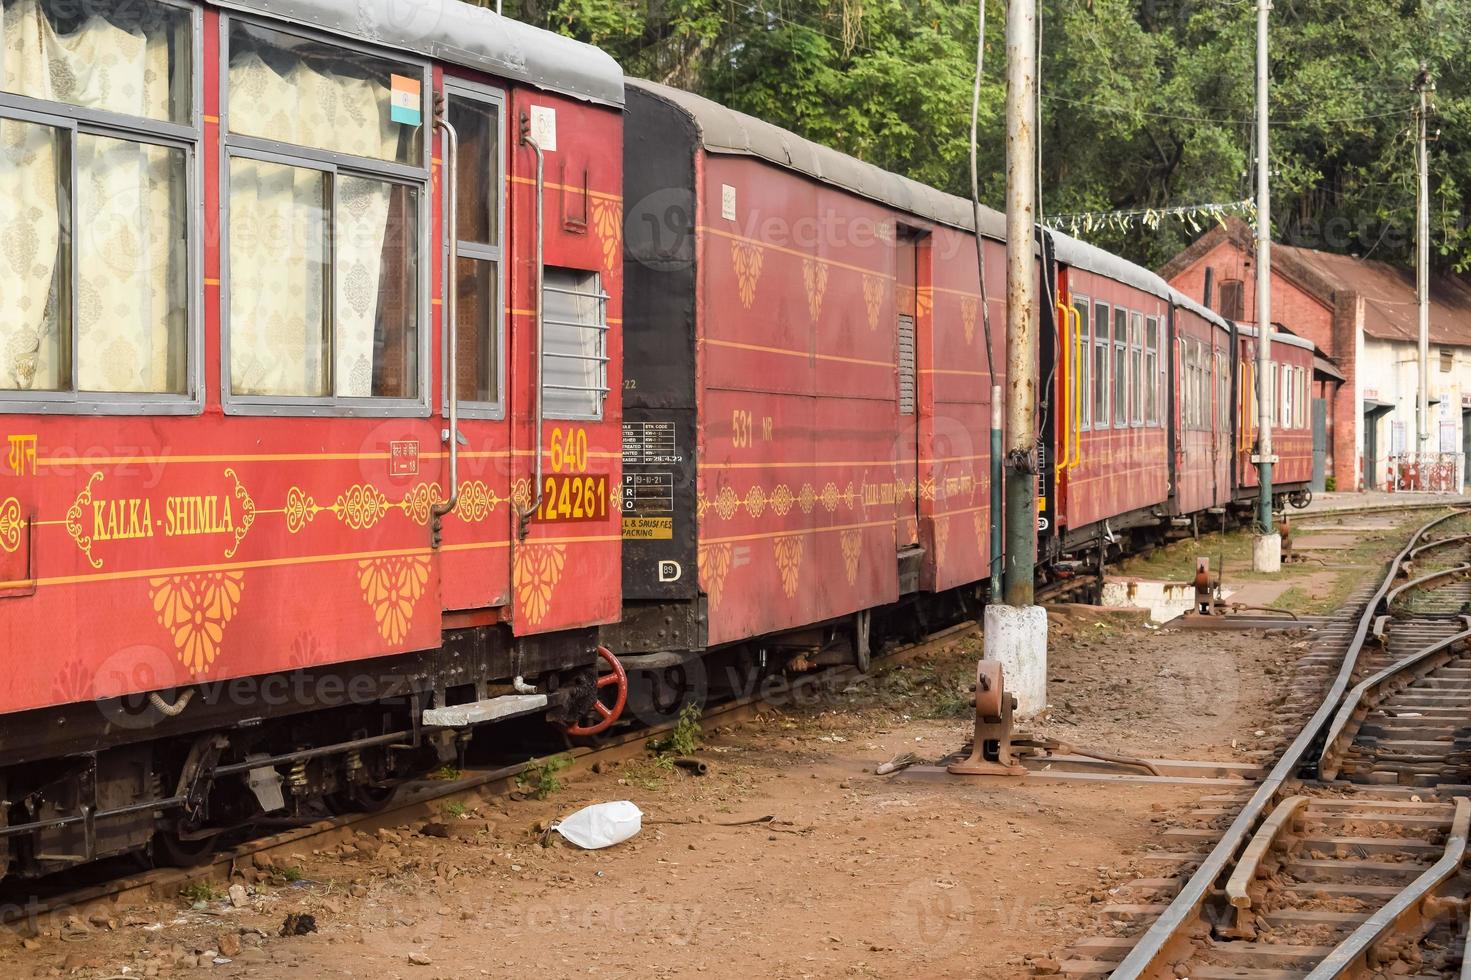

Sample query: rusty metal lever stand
[947,660,1027,777]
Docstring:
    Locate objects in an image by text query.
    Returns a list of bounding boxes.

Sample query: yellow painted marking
[700,518,894,546]
[509,174,621,202]
[702,337,893,370]
[701,455,984,471]
[922,368,992,378]
[203,114,220,124]
[204,278,221,287]
[701,226,896,281]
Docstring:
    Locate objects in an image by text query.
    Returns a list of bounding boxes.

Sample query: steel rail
[1385,563,1471,608]
[1317,628,1471,781]
[1407,532,1471,560]
[1108,509,1466,979]
[1301,796,1470,979]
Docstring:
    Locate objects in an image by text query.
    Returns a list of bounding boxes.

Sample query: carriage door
[438,82,514,612]
[896,230,921,561]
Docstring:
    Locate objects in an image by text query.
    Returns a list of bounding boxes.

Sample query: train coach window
[1093,303,1109,428]
[1130,313,1144,427]
[1,0,193,123]
[1113,308,1128,427]
[447,89,504,409]
[1144,317,1159,426]
[542,268,609,420]
[0,0,198,404]
[227,20,423,167]
[223,17,429,410]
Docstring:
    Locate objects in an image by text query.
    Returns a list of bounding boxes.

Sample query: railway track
[0,621,979,928]
[1050,509,1471,979]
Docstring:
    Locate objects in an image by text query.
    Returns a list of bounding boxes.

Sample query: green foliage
[180,880,222,903]
[491,0,1471,274]
[516,753,574,799]
[646,701,703,757]
[444,800,468,818]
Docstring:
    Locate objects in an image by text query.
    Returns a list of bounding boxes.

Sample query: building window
[1093,303,1109,428]
[0,0,196,402]
[224,17,428,407]
[1441,349,1454,374]
[542,268,609,420]
[1218,279,1244,320]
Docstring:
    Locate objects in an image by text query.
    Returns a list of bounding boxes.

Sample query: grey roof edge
[628,79,1006,240]
[1234,323,1316,352]
[213,0,624,108]
[1050,229,1172,299]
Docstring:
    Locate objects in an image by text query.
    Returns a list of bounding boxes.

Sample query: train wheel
[562,646,628,737]
[153,828,219,869]
[328,782,400,815]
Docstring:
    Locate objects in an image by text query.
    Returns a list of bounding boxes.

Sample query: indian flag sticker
[390,74,422,126]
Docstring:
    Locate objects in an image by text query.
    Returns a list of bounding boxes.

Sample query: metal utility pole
[1002,0,1037,607]
[1251,0,1279,571]
[1416,66,1434,458]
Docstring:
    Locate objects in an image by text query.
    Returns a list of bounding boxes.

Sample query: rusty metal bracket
[947,661,1027,777]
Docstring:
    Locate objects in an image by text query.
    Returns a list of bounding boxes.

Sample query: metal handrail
[430,110,461,531]
[1108,508,1466,978]
[517,116,546,535]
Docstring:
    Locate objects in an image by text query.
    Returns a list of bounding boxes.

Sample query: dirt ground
[0,608,1308,980]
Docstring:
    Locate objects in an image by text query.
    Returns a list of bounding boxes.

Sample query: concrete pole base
[1252,532,1282,574]
[982,604,1048,720]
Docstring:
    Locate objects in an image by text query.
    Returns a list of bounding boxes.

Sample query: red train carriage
[1234,326,1316,507]
[609,80,1007,693]
[0,0,624,878]
[1049,235,1170,557]
[1170,294,1235,521]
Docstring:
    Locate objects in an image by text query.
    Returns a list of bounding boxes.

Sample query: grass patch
[443,800,467,819]
[179,880,221,903]
[516,753,574,800]
[431,764,462,781]
[646,702,702,757]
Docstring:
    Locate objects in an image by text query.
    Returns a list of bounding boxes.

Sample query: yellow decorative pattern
[961,296,978,344]
[223,468,256,560]
[510,478,534,514]
[285,486,316,534]
[713,485,741,521]
[514,543,567,626]
[802,258,829,321]
[698,542,733,611]
[774,535,804,599]
[799,483,816,515]
[840,530,862,586]
[744,485,766,518]
[820,482,839,513]
[453,480,501,524]
[732,242,764,309]
[148,571,245,674]
[66,472,104,569]
[589,196,622,275]
[357,556,431,645]
[333,484,391,530]
[862,275,884,331]
[917,287,933,318]
[769,484,794,517]
[402,482,442,526]
[933,515,950,566]
[695,490,711,521]
[920,478,936,502]
[0,497,22,555]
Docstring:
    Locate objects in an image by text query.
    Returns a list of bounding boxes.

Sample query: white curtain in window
[228,158,328,396]
[0,0,180,393]
[229,53,399,398]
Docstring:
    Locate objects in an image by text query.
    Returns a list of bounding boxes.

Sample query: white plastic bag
[551,801,643,849]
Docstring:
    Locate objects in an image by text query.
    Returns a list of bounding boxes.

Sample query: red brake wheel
[563,646,628,737]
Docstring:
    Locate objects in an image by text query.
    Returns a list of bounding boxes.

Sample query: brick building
[1161,219,1471,491]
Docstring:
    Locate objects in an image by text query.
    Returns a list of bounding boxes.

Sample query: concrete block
[1252,532,1282,574]
[983,604,1047,720]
